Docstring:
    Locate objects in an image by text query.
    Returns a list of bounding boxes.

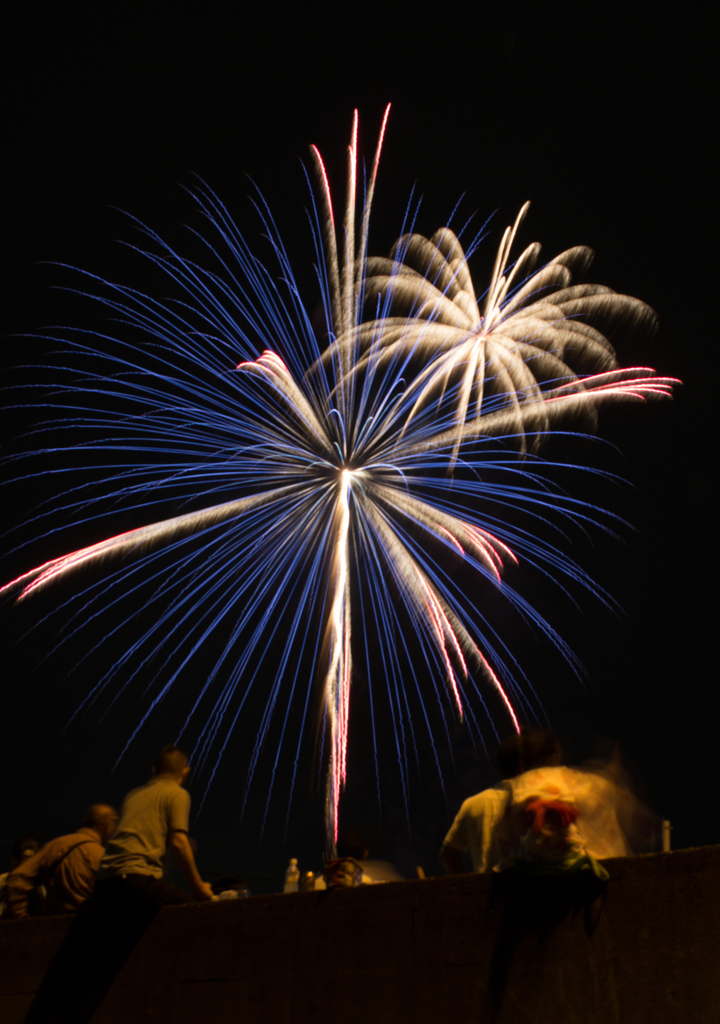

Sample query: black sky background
[1,3,714,890]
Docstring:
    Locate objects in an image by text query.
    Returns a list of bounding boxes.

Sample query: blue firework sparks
[1,109,674,845]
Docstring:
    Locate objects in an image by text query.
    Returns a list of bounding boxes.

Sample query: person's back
[4,807,117,919]
[22,745,213,1024]
[442,787,509,873]
[440,730,545,874]
[99,775,189,880]
[495,763,629,874]
[95,743,212,903]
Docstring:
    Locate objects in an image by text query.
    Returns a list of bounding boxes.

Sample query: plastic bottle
[283,857,300,893]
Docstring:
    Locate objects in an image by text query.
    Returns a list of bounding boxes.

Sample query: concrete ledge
[1,846,718,1023]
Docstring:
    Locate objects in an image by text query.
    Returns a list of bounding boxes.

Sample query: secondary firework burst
[0,108,674,849]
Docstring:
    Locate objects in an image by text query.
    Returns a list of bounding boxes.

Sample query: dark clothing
[5,827,104,919]
[23,875,193,1023]
[25,775,196,1023]
[93,872,191,910]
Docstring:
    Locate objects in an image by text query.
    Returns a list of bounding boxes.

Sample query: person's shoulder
[149,775,186,793]
[154,777,191,811]
[170,785,191,812]
[158,778,189,798]
[40,832,81,853]
[72,835,105,866]
[510,765,578,801]
[457,786,506,815]
[75,827,105,847]
[452,786,503,819]
[525,765,576,786]
[43,831,93,855]
[123,780,154,804]
[124,776,181,799]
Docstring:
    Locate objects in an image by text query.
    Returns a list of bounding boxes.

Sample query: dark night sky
[1,4,714,890]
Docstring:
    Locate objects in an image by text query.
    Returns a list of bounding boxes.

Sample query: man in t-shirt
[440,731,561,874]
[24,745,212,1024]
[96,743,213,904]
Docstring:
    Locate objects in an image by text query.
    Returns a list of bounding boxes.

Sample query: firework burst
[1,109,674,850]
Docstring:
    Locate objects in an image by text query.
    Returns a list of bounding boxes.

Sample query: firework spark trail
[324,467,353,843]
[327,202,673,470]
[1,110,676,850]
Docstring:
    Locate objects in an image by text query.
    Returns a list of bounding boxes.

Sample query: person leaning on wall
[4,806,118,919]
[22,744,213,1024]
[440,730,561,874]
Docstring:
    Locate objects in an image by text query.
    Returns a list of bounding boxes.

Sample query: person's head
[336,830,368,861]
[518,729,561,772]
[10,834,41,869]
[496,733,524,779]
[83,804,119,844]
[496,729,561,778]
[152,744,191,783]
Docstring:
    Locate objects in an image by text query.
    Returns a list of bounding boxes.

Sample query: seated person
[0,834,41,918]
[4,807,118,919]
[20,747,211,1024]
[324,830,403,888]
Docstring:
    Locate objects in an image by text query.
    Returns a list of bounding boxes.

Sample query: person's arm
[4,855,42,919]
[61,843,104,909]
[440,843,468,875]
[168,831,213,900]
[440,799,470,874]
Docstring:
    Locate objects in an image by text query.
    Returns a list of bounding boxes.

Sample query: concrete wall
[1,846,718,1023]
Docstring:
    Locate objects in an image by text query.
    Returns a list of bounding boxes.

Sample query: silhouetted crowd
[1,732,658,1022]
[439,729,656,880]
[1,731,658,921]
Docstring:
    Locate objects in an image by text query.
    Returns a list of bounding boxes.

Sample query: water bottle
[283,857,300,893]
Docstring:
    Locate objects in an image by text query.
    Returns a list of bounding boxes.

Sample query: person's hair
[154,744,190,776]
[496,729,561,778]
[519,729,561,772]
[83,804,118,831]
[496,734,524,778]
[11,834,40,863]
[336,830,367,860]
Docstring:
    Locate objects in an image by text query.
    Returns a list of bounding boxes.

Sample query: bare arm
[168,832,213,900]
[440,843,468,875]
